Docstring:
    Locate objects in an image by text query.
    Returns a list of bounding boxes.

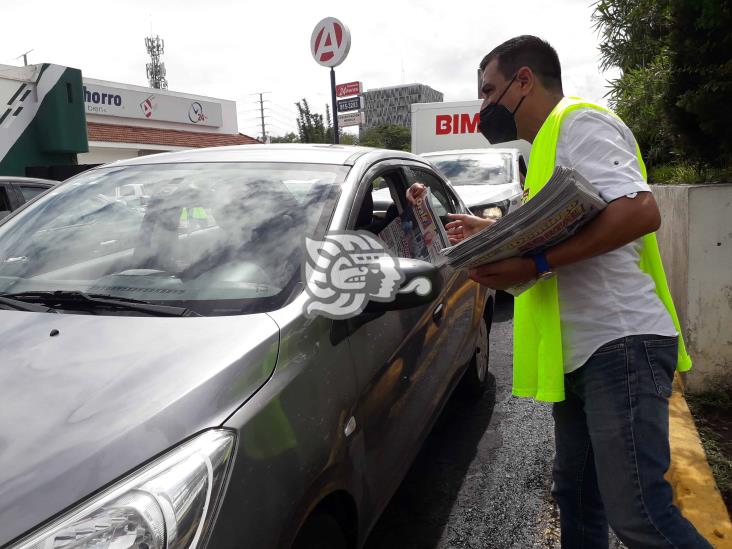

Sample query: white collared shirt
[554,108,677,373]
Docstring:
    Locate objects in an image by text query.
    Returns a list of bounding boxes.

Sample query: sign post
[310,17,351,145]
[330,68,338,143]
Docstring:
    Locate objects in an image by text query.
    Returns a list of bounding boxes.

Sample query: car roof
[98,143,425,168]
[422,148,519,157]
[0,176,56,187]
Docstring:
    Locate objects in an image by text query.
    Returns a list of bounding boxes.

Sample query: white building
[80,78,258,165]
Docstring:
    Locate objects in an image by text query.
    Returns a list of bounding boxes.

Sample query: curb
[667,375,732,548]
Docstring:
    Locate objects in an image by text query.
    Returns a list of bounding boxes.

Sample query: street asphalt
[364,294,625,549]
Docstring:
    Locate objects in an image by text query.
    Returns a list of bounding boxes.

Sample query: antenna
[145,35,168,89]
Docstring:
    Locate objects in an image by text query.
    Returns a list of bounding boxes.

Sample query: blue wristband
[531,252,552,275]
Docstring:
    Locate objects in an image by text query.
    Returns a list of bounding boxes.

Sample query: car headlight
[10,429,235,549]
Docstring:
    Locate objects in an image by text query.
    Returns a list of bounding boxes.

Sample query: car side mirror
[363,258,442,312]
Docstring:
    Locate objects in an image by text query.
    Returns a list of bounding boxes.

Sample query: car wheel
[291,511,348,549]
[459,302,492,398]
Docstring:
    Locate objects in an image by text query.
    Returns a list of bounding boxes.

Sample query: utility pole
[259,93,267,143]
[251,91,271,143]
[17,50,33,66]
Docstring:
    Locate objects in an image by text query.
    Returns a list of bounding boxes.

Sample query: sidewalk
[668,375,732,548]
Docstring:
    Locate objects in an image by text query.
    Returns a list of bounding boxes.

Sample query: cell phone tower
[145,35,168,90]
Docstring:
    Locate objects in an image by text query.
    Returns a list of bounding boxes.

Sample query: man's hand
[468,256,537,290]
[445,213,495,244]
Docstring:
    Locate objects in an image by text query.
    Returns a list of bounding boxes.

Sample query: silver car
[0,144,495,549]
[422,148,524,219]
[0,176,56,220]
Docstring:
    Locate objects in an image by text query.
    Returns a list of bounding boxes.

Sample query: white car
[422,148,524,219]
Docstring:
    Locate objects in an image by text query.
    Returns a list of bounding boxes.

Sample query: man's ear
[516,66,534,95]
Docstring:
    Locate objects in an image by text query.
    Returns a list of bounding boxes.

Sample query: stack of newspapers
[440,166,607,270]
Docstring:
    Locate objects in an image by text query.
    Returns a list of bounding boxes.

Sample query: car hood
[452,183,520,208]
[0,310,279,546]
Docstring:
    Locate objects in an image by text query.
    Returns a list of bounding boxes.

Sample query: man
[445,36,711,548]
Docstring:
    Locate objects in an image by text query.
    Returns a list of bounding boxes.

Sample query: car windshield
[430,152,514,186]
[0,162,347,316]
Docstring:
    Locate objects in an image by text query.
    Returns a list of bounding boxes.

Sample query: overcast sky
[4,0,618,139]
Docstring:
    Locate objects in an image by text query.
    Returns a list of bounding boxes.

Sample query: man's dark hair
[480,35,563,93]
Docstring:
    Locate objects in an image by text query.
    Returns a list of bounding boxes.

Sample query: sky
[3,0,618,139]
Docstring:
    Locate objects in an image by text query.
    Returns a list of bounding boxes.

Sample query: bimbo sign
[435,113,480,135]
[310,17,351,68]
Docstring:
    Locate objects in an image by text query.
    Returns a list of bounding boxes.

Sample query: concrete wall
[653,184,732,392]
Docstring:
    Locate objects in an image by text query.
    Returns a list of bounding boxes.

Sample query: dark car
[0,144,495,549]
[0,176,56,220]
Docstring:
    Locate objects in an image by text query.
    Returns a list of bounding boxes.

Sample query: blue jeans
[552,334,712,548]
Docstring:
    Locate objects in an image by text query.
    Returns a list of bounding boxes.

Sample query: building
[361,83,443,132]
[81,78,259,165]
[0,63,259,179]
[0,63,88,178]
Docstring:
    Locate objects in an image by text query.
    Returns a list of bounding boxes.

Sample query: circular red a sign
[310,17,351,68]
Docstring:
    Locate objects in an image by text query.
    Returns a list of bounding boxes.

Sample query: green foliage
[650,162,732,184]
[295,99,329,144]
[608,54,674,165]
[294,99,356,145]
[664,0,732,166]
[270,132,300,143]
[339,133,359,145]
[685,385,732,513]
[359,124,411,151]
[593,0,732,169]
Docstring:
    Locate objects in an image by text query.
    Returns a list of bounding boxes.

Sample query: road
[364,295,624,549]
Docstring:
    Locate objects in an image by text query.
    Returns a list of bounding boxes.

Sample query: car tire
[291,511,348,549]
[459,300,492,398]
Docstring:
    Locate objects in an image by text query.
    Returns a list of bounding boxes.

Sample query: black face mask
[478,74,525,144]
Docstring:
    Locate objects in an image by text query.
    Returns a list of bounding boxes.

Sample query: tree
[359,124,411,151]
[295,99,329,143]
[270,132,300,143]
[593,0,732,168]
[339,133,359,145]
[664,0,732,166]
[593,0,676,166]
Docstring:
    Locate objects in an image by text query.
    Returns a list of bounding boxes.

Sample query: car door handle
[432,302,444,324]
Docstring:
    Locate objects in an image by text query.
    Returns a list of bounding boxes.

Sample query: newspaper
[378,191,450,266]
[440,167,606,286]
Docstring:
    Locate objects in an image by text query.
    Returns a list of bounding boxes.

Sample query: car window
[407,168,458,221]
[18,185,48,202]
[430,152,514,186]
[0,186,11,210]
[0,162,348,316]
[352,169,405,233]
[0,186,11,218]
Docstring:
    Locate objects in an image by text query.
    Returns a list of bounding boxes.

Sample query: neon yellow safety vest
[180,207,208,222]
[513,96,692,402]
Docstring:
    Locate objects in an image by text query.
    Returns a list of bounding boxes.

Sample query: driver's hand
[406,182,427,205]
